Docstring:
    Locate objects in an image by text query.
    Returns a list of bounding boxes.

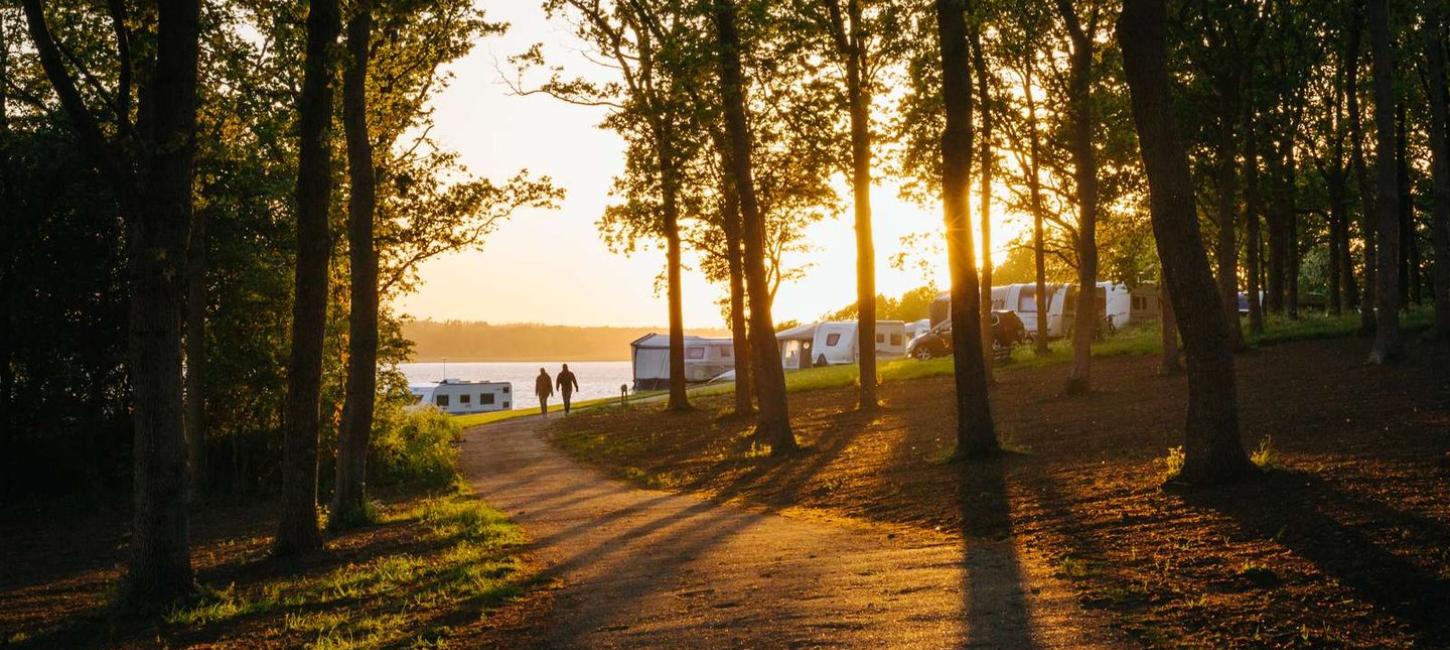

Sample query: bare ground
[546,335,1450,648]
[462,416,1129,648]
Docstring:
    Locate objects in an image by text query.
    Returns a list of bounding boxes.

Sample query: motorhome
[629,334,736,390]
[777,320,908,368]
[410,379,512,415]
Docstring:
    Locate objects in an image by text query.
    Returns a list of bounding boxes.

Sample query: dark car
[907,311,1027,362]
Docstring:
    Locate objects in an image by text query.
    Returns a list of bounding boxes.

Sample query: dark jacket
[557,370,579,395]
[535,373,553,398]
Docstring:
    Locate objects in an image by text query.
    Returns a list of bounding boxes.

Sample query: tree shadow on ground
[957,453,1035,648]
[1185,470,1450,643]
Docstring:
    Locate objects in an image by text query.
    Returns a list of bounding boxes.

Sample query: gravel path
[461,416,1126,649]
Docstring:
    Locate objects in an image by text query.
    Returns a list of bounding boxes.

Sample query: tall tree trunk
[1367,0,1400,363]
[1395,104,1416,306]
[841,0,878,411]
[714,0,795,453]
[184,208,207,502]
[1243,102,1265,333]
[1025,65,1051,355]
[1058,0,1098,395]
[1286,147,1300,318]
[971,22,995,377]
[721,178,753,414]
[1328,187,1345,314]
[935,0,996,459]
[1159,275,1179,374]
[333,2,377,527]
[276,0,340,556]
[1119,0,1252,486]
[22,0,204,601]
[659,128,690,411]
[1215,77,1244,348]
[1347,5,1378,335]
[1427,1,1450,339]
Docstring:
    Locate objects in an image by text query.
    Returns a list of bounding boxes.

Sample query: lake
[400,360,633,410]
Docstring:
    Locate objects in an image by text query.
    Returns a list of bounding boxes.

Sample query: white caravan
[945,283,1119,340]
[778,320,908,368]
[410,379,513,415]
[1098,282,1161,330]
[630,334,736,390]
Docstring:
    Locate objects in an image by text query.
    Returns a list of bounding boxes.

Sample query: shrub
[1251,436,1284,471]
[1159,446,1186,482]
[368,404,462,489]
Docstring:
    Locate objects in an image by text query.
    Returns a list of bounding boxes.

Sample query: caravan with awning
[629,334,736,390]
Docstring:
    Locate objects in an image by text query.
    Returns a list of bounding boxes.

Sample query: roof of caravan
[775,322,819,341]
[630,333,734,349]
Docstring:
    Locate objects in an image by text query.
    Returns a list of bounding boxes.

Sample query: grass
[164,487,526,649]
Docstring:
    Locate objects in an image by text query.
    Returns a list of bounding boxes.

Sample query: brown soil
[550,335,1450,648]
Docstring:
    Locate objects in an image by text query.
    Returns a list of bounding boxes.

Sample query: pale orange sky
[392,2,1022,328]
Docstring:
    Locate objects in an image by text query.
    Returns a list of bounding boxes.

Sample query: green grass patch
[452,391,663,429]
[165,490,526,649]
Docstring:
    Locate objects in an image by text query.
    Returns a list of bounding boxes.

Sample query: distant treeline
[403,320,731,361]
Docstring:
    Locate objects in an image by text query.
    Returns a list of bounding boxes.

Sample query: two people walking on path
[535,364,581,417]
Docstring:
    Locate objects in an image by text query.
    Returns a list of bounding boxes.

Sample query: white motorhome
[630,334,736,390]
[410,379,512,415]
[778,320,908,368]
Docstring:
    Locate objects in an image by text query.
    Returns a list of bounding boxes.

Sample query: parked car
[906,311,1026,362]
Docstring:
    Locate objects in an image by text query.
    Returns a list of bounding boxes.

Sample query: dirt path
[460,417,1126,649]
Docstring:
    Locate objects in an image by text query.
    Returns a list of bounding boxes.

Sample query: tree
[970,17,996,378]
[1118,0,1253,485]
[1428,0,1450,339]
[934,0,996,458]
[1366,0,1399,363]
[275,0,341,557]
[20,0,204,600]
[1346,1,1379,336]
[1057,0,1103,395]
[795,0,907,411]
[715,0,797,453]
[332,0,378,528]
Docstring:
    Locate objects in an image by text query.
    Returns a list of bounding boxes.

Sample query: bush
[368,404,462,489]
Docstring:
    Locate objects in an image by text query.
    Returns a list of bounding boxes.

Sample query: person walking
[535,367,553,417]
[557,363,580,415]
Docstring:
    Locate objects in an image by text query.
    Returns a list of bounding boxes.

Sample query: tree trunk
[333,2,377,528]
[1395,105,1416,306]
[1025,65,1051,355]
[1058,0,1098,395]
[276,0,340,556]
[22,0,204,602]
[841,0,878,411]
[1347,5,1378,336]
[658,128,690,411]
[1243,101,1265,333]
[1285,147,1300,319]
[1119,0,1252,486]
[184,207,207,503]
[722,178,753,414]
[1214,79,1244,348]
[1159,276,1180,374]
[1328,189,1344,315]
[714,0,795,453]
[1427,1,1450,339]
[935,0,996,459]
[971,23,995,377]
[1367,0,1400,363]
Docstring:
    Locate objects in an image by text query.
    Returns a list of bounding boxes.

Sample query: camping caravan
[778,321,908,368]
[905,318,932,341]
[629,334,736,390]
[1099,282,1160,329]
[410,379,512,415]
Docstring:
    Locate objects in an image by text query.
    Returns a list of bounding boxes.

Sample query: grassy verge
[452,391,664,429]
[160,487,527,649]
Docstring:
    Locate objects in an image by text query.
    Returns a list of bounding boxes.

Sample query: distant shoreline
[402,319,729,364]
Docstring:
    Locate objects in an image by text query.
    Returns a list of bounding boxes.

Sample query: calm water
[400,360,632,410]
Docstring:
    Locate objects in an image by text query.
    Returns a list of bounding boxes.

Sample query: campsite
[3,0,1450,648]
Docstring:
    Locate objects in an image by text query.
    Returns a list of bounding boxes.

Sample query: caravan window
[460,394,471,404]
[435,394,449,407]
[721,347,731,358]
[891,334,902,346]
[825,333,841,347]
[1018,289,1037,312]
[687,347,705,359]
[502,385,510,393]
[1132,296,1148,310]
[876,334,885,344]
[481,393,495,405]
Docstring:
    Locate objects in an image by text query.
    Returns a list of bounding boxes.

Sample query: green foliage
[1251,436,1285,472]
[1159,446,1186,483]
[368,405,463,490]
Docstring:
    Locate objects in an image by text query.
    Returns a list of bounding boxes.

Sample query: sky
[391,2,1023,329]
